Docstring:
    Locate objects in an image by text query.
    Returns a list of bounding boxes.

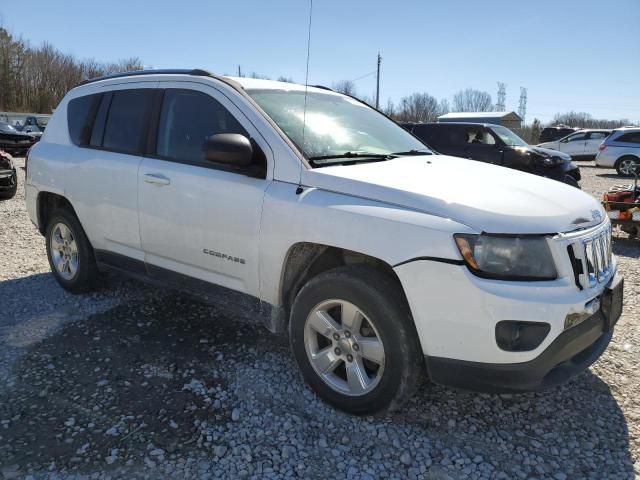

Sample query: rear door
[584,131,609,156]
[137,82,272,298]
[65,84,156,261]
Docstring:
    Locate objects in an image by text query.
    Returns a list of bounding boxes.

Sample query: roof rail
[310,85,333,91]
[78,68,214,86]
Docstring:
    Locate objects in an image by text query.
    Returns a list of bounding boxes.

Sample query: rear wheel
[615,156,640,177]
[289,266,424,415]
[45,208,100,293]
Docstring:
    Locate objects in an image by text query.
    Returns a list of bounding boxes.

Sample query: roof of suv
[78,68,340,96]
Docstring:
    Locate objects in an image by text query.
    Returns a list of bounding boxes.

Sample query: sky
[1,0,639,124]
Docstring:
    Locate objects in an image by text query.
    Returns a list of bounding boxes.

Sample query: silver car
[595,127,640,176]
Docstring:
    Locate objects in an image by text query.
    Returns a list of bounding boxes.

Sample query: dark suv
[403,122,581,187]
[539,125,580,143]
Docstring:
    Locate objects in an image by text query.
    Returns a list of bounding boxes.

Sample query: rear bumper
[426,310,612,393]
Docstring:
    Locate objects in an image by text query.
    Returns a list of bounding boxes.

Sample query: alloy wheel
[303,299,385,396]
[50,222,79,280]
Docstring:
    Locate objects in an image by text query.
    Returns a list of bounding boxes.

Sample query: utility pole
[238,65,242,77]
[375,52,381,109]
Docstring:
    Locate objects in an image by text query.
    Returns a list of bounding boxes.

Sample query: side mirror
[203,133,253,167]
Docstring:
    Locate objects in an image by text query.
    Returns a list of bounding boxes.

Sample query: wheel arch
[37,191,78,235]
[277,242,409,327]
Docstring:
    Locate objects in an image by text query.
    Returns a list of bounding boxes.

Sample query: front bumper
[426,308,613,392]
[536,161,581,183]
[0,168,16,190]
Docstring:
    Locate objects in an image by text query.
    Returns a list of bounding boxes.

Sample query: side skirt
[94,250,287,334]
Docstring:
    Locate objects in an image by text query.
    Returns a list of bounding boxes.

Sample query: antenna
[518,87,527,123]
[375,52,382,109]
[297,0,313,194]
[301,0,313,151]
[496,82,506,111]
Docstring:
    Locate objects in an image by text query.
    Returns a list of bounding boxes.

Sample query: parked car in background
[0,122,37,156]
[595,127,640,176]
[0,150,17,200]
[402,122,581,187]
[537,129,610,160]
[25,70,621,414]
[539,125,580,143]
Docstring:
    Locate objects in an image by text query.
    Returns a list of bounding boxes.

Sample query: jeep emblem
[591,209,602,222]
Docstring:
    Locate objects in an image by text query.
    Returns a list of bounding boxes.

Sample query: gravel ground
[0,158,638,480]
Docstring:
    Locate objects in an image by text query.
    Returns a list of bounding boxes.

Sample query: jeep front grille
[568,224,613,290]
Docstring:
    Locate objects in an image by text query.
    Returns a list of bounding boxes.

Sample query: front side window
[156,89,248,164]
[246,89,430,165]
[465,128,496,145]
[490,126,527,146]
[103,89,154,154]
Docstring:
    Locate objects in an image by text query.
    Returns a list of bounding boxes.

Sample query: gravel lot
[0,158,638,479]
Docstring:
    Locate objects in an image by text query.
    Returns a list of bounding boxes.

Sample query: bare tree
[396,93,443,123]
[277,75,294,83]
[332,80,357,97]
[452,88,493,112]
[552,111,631,129]
[0,24,143,113]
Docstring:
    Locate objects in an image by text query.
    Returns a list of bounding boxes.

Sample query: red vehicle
[602,167,640,238]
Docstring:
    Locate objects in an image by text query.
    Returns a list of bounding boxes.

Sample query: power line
[349,70,376,83]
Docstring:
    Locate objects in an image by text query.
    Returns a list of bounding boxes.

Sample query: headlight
[536,154,569,167]
[454,234,557,280]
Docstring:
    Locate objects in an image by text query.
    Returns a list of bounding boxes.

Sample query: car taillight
[598,144,607,151]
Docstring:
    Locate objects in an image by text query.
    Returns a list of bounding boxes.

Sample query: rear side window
[615,132,640,144]
[103,89,154,154]
[156,89,248,165]
[67,94,101,146]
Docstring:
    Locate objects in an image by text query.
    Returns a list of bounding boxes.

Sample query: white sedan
[538,129,610,160]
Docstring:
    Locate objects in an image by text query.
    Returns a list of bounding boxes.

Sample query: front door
[138,83,272,298]
[558,132,587,156]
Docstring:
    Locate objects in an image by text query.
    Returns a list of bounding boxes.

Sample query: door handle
[143,173,170,186]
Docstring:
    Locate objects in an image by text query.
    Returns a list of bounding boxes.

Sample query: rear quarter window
[67,94,102,146]
[614,132,640,144]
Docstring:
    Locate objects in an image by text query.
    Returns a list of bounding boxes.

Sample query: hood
[526,145,571,160]
[301,155,605,234]
[537,141,560,150]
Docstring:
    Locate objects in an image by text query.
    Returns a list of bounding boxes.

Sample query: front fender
[259,181,471,306]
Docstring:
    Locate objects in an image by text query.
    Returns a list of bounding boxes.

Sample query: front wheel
[563,174,581,189]
[289,266,424,415]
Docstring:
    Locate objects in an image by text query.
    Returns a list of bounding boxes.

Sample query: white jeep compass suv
[25,69,623,414]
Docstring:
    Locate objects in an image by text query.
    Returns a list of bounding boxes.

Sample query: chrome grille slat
[574,224,612,290]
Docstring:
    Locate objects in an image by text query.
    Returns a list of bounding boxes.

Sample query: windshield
[246,89,430,165]
[491,125,528,147]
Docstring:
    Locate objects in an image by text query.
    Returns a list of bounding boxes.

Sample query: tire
[45,208,100,293]
[289,265,424,415]
[615,156,640,177]
[562,174,581,189]
[0,171,17,200]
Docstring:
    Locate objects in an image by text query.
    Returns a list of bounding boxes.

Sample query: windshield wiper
[308,151,395,165]
[389,149,433,156]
